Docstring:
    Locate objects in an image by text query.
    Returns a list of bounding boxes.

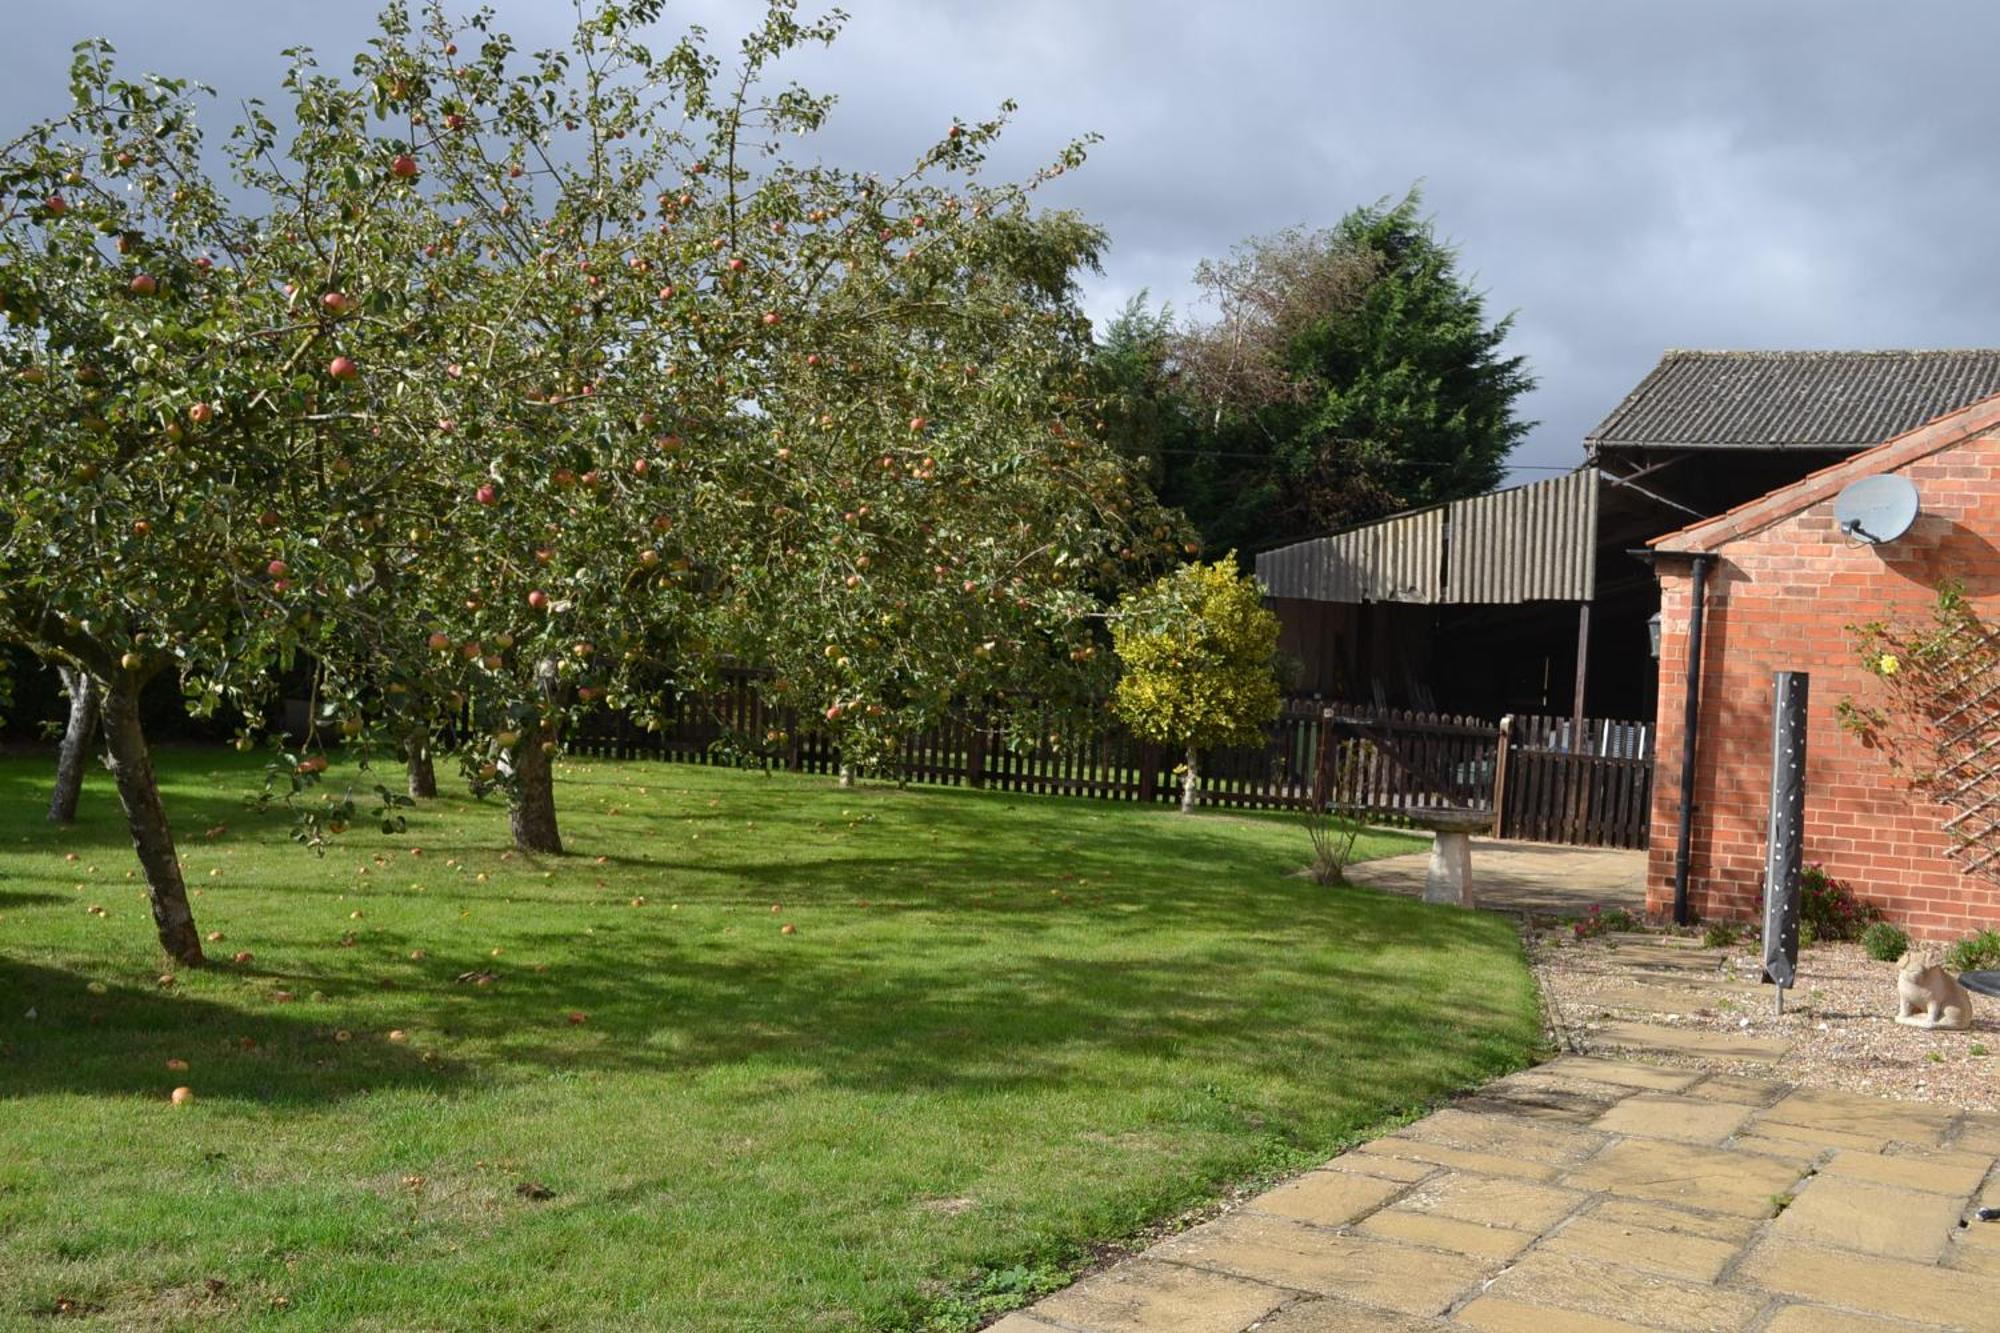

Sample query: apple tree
[0,42,465,960]
[300,0,1179,845]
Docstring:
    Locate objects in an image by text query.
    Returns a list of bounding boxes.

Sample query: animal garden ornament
[1895,948,1974,1030]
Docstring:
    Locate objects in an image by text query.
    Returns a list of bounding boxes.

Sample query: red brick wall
[1646,432,2000,939]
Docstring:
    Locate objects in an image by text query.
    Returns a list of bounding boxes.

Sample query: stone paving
[1344,839,1647,917]
[990,1053,2000,1332]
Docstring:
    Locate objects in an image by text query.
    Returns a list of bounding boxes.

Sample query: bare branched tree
[1173,228,1380,423]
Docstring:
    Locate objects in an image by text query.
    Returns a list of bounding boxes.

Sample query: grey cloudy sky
[6,1,1996,483]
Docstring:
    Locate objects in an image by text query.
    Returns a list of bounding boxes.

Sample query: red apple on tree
[475,483,498,505]
[390,154,420,179]
[328,355,360,381]
[129,273,158,297]
[527,589,549,610]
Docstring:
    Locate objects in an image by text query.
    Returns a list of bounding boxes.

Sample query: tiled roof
[1586,350,2000,452]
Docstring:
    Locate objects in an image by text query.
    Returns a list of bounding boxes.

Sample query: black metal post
[1762,671,1808,1011]
[1671,554,1711,926]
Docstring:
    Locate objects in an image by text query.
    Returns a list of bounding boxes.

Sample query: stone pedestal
[1425,830,1475,907]
[1413,810,1494,908]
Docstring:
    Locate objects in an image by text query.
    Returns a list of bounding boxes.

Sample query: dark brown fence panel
[1496,714,1653,850]
[569,676,1652,849]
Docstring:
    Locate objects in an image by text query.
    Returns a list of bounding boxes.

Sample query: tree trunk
[48,665,99,824]
[98,678,205,965]
[510,737,563,854]
[1180,744,1200,814]
[404,729,438,799]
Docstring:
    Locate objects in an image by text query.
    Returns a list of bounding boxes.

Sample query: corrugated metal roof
[1446,468,1597,602]
[1586,350,2000,452]
[1652,395,2000,554]
[1257,505,1444,603]
[1257,471,1597,605]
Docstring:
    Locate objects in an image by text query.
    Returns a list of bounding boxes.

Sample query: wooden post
[967,717,988,789]
[1571,601,1592,743]
[1311,708,1336,809]
[1492,714,1515,837]
[1137,740,1159,804]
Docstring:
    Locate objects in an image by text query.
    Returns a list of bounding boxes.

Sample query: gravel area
[1529,927,2000,1112]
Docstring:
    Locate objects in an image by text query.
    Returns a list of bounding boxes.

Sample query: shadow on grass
[0,957,468,1104]
[1,752,1517,1115]
[0,888,68,909]
[302,891,1521,1121]
[1,883,1523,1119]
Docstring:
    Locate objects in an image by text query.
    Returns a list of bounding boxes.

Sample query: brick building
[1646,394,2000,938]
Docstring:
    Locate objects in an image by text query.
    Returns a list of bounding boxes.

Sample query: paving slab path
[1344,839,1646,917]
[991,1054,2000,1332]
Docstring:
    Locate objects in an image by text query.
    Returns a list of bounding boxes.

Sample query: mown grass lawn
[0,749,1541,1331]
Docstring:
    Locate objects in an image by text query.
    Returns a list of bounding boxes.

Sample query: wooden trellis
[1848,588,2000,877]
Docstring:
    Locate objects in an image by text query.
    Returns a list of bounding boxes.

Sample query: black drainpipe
[1671,554,1712,927]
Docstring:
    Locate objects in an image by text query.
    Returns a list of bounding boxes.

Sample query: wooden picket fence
[566,674,1654,849]
[1493,714,1655,850]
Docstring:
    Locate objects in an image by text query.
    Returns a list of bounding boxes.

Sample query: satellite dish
[1833,474,1919,545]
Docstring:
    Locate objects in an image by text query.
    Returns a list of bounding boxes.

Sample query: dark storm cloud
[8,1,1998,482]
